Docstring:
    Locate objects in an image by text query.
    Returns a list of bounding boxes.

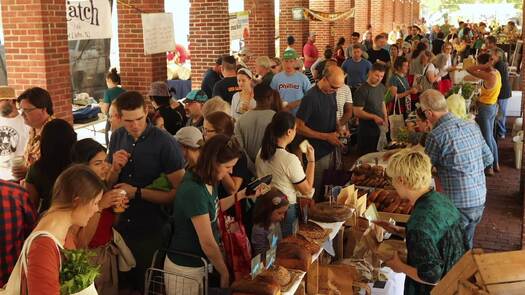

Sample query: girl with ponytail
[255,112,315,236]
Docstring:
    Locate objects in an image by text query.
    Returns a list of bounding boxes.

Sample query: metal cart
[145,249,209,295]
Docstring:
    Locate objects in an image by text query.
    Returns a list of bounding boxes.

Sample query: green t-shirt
[168,171,219,267]
[103,86,126,104]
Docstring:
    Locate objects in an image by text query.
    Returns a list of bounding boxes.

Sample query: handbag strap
[21,231,63,277]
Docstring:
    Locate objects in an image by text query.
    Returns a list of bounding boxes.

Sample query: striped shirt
[425,113,493,208]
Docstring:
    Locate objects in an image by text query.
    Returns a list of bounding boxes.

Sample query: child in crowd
[251,188,289,256]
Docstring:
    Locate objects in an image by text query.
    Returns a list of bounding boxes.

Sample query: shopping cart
[145,249,209,295]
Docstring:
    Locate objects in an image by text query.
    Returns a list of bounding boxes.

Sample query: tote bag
[218,196,252,280]
[388,97,405,141]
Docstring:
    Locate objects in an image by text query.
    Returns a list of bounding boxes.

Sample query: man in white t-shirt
[0,87,29,180]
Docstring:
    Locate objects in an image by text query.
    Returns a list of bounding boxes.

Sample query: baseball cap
[0,86,16,100]
[184,89,208,103]
[175,126,204,148]
[283,49,299,60]
[148,81,169,97]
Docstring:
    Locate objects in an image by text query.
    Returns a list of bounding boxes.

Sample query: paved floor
[473,133,523,252]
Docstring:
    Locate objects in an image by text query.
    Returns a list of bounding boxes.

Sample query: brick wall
[370,0,384,36]
[403,0,411,27]
[279,0,310,56]
[189,0,230,89]
[309,0,335,49]
[521,0,525,248]
[354,0,370,36]
[117,0,166,96]
[1,0,73,121]
[333,0,354,49]
[383,0,394,34]
[394,0,403,26]
[412,0,420,23]
[244,0,275,67]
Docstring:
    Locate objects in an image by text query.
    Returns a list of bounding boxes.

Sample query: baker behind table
[106,91,185,293]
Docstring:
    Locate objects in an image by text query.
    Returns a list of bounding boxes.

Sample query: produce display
[309,201,354,222]
[275,242,312,272]
[367,189,412,214]
[351,164,391,188]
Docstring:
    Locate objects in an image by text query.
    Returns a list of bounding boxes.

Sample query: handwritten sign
[67,0,112,41]
[265,246,276,269]
[229,11,249,40]
[141,13,176,55]
[251,254,263,279]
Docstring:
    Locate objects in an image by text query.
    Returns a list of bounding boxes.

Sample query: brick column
[309,0,335,49]
[403,0,411,27]
[354,0,370,36]
[279,0,310,56]
[1,0,73,121]
[244,0,275,65]
[383,0,394,34]
[520,3,525,248]
[333,0,354,48]
[394,0,403,26]
[370,0,385,36]
[189,0,229,89]
[118,1,166,96]
[412,0,420,22]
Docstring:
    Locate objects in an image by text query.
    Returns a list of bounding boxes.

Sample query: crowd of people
[0,17,520,295]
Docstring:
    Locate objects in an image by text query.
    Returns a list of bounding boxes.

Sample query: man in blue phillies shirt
[342,44,372,93]
[270,50,312,114]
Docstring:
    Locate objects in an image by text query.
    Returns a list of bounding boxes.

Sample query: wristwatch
[135,187,142,200]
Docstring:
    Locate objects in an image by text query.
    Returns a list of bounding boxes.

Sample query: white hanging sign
[141,13,176,55]
[66,0,112,41]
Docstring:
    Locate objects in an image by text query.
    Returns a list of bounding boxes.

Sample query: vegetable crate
[431,249,525,295]
[145,250,209,295]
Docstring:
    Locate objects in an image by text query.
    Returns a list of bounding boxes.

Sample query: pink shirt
[303,41,319,68]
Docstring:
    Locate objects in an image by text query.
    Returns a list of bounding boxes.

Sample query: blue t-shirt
[341,58,372,88]
[270,71,311,114]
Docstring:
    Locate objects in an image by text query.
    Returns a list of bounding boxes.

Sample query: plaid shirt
[425,113,493,208]
[0,180,36,285]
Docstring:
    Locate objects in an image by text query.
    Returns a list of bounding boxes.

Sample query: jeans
[458,205,485,249]
[476,103,498,167]
[281,203,299,237]
[496,98,509,137]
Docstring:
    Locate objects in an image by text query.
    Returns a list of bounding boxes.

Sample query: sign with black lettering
[141,13,176,55]
[66,0,112,40]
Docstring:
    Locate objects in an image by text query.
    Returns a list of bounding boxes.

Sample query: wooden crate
[431,249,525,295]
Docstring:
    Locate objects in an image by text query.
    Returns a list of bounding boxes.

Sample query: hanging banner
[141,13,176,55]
[66,0,112,40]
[229,11,250,40]
[303,8,355,22]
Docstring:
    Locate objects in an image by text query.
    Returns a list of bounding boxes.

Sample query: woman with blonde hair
[374,149,466,295]
[202,96,231,118]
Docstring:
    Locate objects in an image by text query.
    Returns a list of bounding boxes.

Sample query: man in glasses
[0,87,28,181]
[255,56,274,87]
[183,89,208,131]
[14,87,54,179]
[296,65,345,200]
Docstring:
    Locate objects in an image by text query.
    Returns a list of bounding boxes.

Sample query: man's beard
[1,103,13,117]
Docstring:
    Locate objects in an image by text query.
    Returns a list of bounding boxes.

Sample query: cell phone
[245,175,272,195]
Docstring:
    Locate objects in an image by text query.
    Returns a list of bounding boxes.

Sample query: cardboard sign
[251,254,263,279]
[141,13,176,55]
[229,11,249,40]
[265,246,276,269]
[67,0,112,40]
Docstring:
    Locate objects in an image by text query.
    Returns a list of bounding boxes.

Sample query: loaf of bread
[231,275,281,295]
[276,242,312,272]
[259,265,291,287]
[280,235,320,255]
[299,221,328,241]
[309,202,353,222]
